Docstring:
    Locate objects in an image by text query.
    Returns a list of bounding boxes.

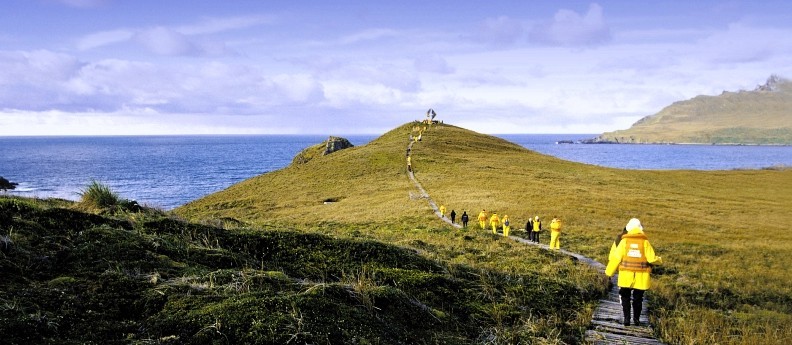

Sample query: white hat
[626,218,643,232]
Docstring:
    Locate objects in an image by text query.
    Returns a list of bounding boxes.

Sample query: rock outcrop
[292,136,354,164]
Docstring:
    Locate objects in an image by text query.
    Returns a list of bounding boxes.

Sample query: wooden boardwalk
[406,130,665,345]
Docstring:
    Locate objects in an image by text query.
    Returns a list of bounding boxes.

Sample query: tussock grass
[79,180,120,209]
[177,122,792,344]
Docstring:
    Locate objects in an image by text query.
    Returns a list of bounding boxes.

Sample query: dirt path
[406,135,665,345]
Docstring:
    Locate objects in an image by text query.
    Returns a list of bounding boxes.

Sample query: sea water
[1,134,790,210]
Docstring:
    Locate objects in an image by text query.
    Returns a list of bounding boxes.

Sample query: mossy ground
[0,196,597,344]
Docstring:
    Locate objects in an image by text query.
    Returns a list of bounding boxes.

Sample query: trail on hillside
[405,125,665,345]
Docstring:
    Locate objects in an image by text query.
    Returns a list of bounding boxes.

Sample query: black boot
[633,289,645,326]
[619,288,631,326]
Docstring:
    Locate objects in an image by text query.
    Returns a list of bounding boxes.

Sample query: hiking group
[408,109,663,329]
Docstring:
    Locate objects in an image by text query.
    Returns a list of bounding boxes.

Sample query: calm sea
[2,134,790,210]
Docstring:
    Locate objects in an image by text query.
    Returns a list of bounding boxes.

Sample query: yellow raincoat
[606,228,663,290]
[489,213,500,234]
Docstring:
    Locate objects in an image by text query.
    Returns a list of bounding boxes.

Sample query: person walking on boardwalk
[502,215,511,236]
[406,156,412,172]
[606,218,663,327]
[528,216,542,243]
[478,209,488,229]
[439,205,446,218]
[461,211,469,228]
[489,212,501,234]
[549,216,562,249]
[450,209,456,224]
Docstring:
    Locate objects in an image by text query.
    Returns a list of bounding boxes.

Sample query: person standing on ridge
[549,216,562,249]
[461,211,469,228]
[478,209,488,229]
[450,209,456,224]
[529,216,542,243]
[439,205,446,218]
[502,215,511,236]
[490,212,501,235]
[606,218,663,327]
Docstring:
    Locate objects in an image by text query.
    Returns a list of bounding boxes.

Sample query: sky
[1,0,791,136]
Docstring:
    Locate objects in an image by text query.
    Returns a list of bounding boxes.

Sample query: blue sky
[1,0,791,135]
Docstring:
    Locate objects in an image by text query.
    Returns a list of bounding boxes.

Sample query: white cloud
[77,29,134,50]
[134,27,198,56]
[337,28,400,45]
[413,54,455,74]
[698,23,792,64]
[529,3,611,46]
[474,16,524,47]
[177,15,276,35]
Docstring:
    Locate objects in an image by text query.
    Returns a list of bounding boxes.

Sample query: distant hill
[591,75,792,145]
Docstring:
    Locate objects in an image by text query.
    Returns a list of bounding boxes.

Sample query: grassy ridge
[177,122,792,344]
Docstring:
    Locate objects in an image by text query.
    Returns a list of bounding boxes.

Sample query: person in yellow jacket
[606,218,663,327]
[478,209,488,229]
[502,215,511,236]
[549,216,562,249]
[489,212,500,234]
[439,205,446,218]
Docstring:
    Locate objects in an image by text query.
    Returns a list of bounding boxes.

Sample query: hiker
[407,156,412,172]
[489,212,500,234]
[478,209,488,229]
[450,209,456,224]
[549,216,562,249]
[502,215,511,236]
[528,216,542,243]
[461,211,469,227]
[439,205,446,218]
[606,218,663,327]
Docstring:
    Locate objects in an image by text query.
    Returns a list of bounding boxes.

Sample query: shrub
[79,180,120,210]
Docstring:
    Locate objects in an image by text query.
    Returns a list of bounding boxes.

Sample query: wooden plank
[586,329,665,345]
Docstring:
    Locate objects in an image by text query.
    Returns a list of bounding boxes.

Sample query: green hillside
[0,195,600,344]
[177,122,792,344]
[594,75,792,144]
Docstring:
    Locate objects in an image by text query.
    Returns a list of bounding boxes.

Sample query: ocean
[2,134,790,210]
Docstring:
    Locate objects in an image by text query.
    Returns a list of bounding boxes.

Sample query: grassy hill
[594,75,792,145]
[177,122,792,344]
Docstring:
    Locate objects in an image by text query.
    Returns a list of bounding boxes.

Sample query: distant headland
[581,75,792,145]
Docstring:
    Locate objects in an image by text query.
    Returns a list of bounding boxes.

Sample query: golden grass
[176,122,792,344]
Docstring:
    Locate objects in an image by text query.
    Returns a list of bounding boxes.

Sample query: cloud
[698,23,792,64]
[414,54,455,74]
[529,3,611,46]
[77,29,134,50]
[134,27,199,56]
[473,16,524,47]
[334,28,400,46]
[76,15,273,55]
[176,15,276,35]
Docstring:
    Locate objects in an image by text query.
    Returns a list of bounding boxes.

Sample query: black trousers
[529,231,540,243]
[619,287,645,325]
